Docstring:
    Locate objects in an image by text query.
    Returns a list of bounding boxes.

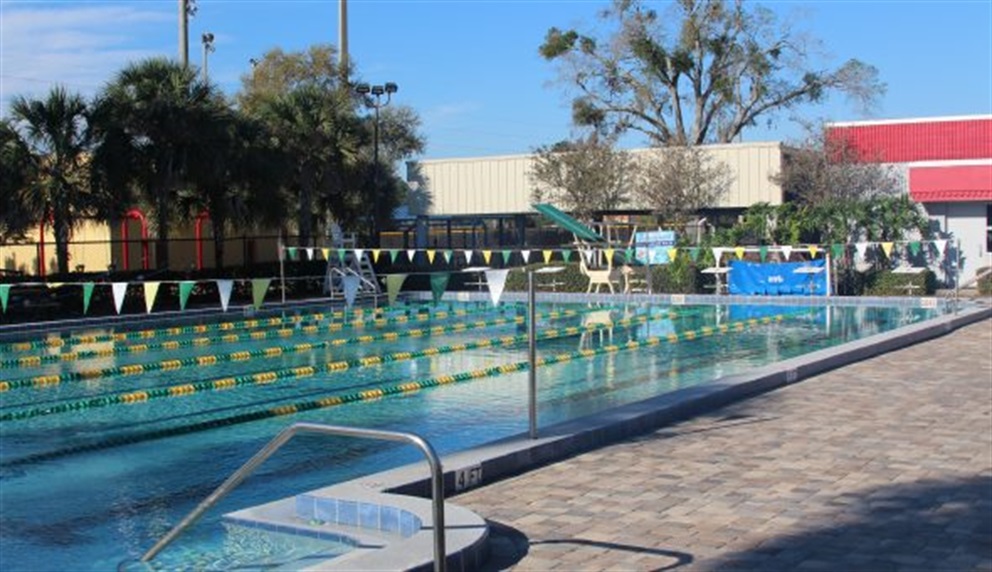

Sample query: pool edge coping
[284,304,990,570]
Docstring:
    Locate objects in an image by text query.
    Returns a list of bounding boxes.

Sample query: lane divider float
[0,308,579,392]
[0,303,520,369]
[0,315,787,467]
[0,310,755,422]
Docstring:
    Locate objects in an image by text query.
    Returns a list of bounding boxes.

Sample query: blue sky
[1,0,990,160]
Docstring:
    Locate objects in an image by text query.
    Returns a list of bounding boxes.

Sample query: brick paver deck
[456,319,992,571]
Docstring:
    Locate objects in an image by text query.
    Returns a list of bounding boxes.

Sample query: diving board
[533,204,606,243]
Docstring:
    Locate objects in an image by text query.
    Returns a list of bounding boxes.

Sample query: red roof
[827,117,992,163]
[909,164,992,203]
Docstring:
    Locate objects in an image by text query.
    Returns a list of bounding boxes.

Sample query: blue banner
[728,259,827,295]
[633,230,676,264]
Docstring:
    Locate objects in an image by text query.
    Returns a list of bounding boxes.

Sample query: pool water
[0,301,942,571]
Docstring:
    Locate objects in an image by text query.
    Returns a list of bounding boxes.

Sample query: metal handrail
[138,422,447,572]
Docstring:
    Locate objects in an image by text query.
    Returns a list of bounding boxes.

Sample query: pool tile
[358,502,380,529]
[314,497,337,524]
[337,500,358,527]
[380,506,400,534]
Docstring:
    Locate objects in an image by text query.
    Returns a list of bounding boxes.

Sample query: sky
[1,0,990,162]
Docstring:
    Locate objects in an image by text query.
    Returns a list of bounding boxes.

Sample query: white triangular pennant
[711,247,723,262]
[342,275,361,308]
[855,242,869,259]
[406,249,416,263]
[484,269,509,306]
[112,282,128,314]
[521,250,531,264]
[464,250,474,265]
[780,245,793,260]
[216,279,233,312]
[305,247,314,260]
[934,239,947,257]
[354,248,365,262]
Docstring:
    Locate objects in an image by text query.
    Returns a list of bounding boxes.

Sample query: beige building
[406,141,785,216]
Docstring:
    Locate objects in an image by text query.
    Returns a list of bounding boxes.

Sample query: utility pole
[201,33,215,82]
[338,0,349,82]
[179,0,188,67]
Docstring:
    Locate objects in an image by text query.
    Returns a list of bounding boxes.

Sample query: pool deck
[454,317,992,571]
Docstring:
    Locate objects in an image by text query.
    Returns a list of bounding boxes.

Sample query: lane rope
[0,315,787,467]
[0,303,520,370]
[0,302,489,354]
[0,309,720,421]
[0,307,578,392]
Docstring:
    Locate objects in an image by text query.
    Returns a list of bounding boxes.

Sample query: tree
[539,0,884,145]
[252,84,364,246]
[773,122,904,205]
[238,44,425,242]
[635,144,732,225]
[529,134,636,220]
[0,120,37,242]
[9,87,95,274]
[92,58,226,270]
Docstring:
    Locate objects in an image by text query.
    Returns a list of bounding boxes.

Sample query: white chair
[578,247,619,294]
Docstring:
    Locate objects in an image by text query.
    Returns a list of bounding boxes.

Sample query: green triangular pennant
[561,249,572,263]
[385,274,407,305]
[831,243,845,259]
[337,248,347,261]
[909,241,921,256]
[443,250,453,264]
[501,250,512,265]
[286,247,298,261]
[388,249,399,263]
[625,248,634,264]
[0,284,10,313]
[82,282,95,314]
[689,247,700,263]
[759,246,768,262]
[179,280,196,311]
[430,273,450,304]
[251,278,271,310]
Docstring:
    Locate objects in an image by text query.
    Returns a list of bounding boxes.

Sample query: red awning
[909,164,992,203]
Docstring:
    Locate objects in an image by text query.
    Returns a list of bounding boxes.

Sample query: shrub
[977,267,992,296]
[864,269,937,296]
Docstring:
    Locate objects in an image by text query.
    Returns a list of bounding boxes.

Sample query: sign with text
[633,230,677,265]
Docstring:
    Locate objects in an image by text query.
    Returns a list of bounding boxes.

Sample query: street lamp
[355,81,398,247]
[201,32,215,82]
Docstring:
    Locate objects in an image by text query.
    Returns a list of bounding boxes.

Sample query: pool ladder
[125,422,447,572]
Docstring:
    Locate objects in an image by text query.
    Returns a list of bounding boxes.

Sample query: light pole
[355,82,398,247]
[201,33,215,82]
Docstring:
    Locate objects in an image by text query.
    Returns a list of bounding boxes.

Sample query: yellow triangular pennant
[482,250,492,264]
[667,248,678,261]
[543,250,553,264]
[372,249,381,263]
[734,246,745,260]
[426,250,436,264]
[881,242,894,258]
[808,245,819,258]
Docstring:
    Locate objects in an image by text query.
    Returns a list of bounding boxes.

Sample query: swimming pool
[0,300,946,571]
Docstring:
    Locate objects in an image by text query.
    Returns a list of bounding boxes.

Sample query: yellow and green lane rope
[0,303,519,369]
[0,302,508,354]
[0,308,579,391]
[0,311,768,422]
[0,315,786,468]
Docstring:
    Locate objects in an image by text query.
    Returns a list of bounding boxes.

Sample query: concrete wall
[408,141,785,216]
[925,201,992,285]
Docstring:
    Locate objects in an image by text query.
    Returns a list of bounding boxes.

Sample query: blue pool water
[0,300,943,571]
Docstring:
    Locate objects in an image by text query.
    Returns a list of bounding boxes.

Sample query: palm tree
[0,119,38,242]
[91,58,225,270]
[9,87,94,274]
[253,84,363,246]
